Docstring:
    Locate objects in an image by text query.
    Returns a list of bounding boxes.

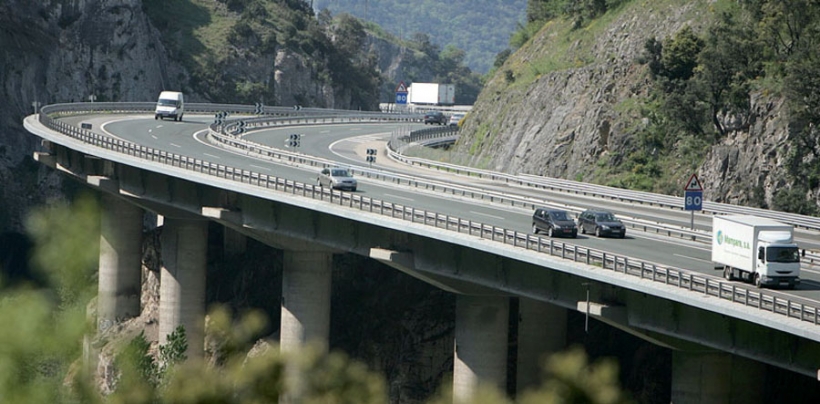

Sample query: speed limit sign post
[683,174,703,235]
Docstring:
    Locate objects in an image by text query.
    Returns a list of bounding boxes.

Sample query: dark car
[577,210,626,238]
[532,208,578,238]
[423,111,447,125]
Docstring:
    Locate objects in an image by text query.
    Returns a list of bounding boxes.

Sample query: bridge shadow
[788,279,820,291]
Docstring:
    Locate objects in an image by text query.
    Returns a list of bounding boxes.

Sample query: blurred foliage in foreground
[0,194,631,403]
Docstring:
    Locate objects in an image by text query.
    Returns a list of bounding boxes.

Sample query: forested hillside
[313,0,526,74]
[457,0,820,214]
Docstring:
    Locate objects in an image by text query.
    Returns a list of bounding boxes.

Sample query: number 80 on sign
[684,191,702,211]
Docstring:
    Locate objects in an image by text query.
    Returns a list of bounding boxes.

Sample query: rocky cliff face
[456,0,804,208]
[0,0,381,231]
[0,0,186,230]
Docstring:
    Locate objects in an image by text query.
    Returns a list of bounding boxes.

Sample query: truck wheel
[754,273,762,288]
[724,267,733,281]
[532,224,538,234]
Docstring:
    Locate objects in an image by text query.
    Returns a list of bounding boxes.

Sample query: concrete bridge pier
[279,249,333,404]
[279,249,333,353]
[159,218,209,358]
[516,298,567,394]
[671,350,764,404]
[453,294,509,403]
[97,194,144,331]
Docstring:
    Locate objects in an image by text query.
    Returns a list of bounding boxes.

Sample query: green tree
[0,195,99,403]
[655,26,703,84]
[520,346,632,404]
[695,11,763,137]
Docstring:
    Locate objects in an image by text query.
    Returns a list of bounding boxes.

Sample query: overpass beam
[97,194,143,331]
[453,294,509,403]
[159,218,208,359]
[671,350,764,404]
[280,249,333,353]
[516,298,567,394]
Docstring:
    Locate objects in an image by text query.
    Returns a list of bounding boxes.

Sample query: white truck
[408,83,455,106]
[712,215,801,289]
[154,91,185,121]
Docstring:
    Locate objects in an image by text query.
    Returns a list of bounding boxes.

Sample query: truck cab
[755,231,801,287]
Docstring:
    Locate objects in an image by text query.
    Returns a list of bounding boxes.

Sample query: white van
[155,91,184,121]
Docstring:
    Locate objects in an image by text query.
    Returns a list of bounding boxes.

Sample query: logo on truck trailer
[716,230,750,249]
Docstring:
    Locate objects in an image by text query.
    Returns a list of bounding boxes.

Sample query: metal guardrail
[386,127,820,267]
[385,130,820,233]
[41,101,413,119]
[205,119,705,242]
[32,103,820,329]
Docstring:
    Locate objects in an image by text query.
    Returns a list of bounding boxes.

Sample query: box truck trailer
[712,215,801,289]
[408,83,455,105]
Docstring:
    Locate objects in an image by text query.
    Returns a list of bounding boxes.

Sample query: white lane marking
[673,254,712,263]
[801,267,820,276]
[470,211,505,220]
[384,193,414,202]
[349,135,383,143]
[326,133,394,164]
[250,164,271,171]
[151,135,158,140]
[157,125,164,128]
[320,130,331,134]
[170,143,181,148]
[204,153,221,159]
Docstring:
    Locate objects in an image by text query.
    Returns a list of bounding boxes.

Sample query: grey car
[532,208,577,238]
[577,210,626,238]
[317,167,357,191]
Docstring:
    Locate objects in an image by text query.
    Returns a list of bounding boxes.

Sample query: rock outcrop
[456,0,806,208]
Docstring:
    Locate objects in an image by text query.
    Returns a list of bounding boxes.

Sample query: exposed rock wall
[456,0,801,208]
[0,0,188,230]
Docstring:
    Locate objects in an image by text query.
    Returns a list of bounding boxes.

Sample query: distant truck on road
[712,215,801,289]
[408,83,455,106]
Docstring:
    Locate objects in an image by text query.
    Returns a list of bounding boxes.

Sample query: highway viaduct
[24,106,820,403]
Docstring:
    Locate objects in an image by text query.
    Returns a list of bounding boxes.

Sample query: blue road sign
[684,191,703,211]
[396,81,408,104]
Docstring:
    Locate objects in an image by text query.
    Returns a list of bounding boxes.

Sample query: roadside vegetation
[142,0,381,108]
[486,0,820,213]
[629,0,820,214]
[315,0,527,75]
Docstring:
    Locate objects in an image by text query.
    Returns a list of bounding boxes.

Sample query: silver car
[317,167,357,191]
